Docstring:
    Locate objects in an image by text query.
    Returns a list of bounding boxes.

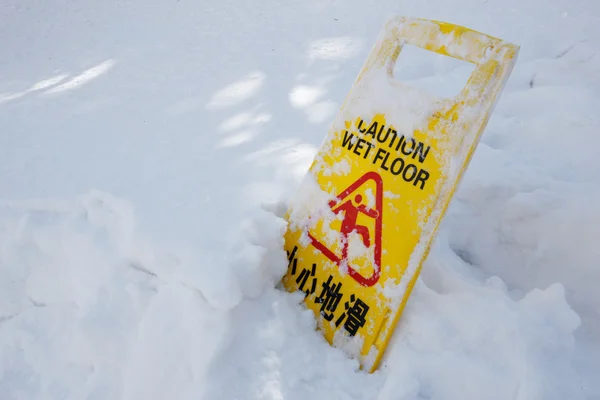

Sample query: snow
[0,0,599,399]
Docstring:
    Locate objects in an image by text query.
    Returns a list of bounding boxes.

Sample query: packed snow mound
[1,0,600,398]
[0,192,588,399]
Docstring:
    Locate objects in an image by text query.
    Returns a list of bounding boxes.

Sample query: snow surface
[0,0,599,399]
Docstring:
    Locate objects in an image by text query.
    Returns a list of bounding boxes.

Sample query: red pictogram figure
[330,193,378,259]
[308,171,383,287]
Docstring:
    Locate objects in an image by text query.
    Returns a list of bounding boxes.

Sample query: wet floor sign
[281,16,519,372]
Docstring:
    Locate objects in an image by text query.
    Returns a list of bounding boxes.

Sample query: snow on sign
[281,16,519,372]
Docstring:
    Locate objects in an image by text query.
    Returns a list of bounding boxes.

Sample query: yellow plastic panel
[281,16,519,373]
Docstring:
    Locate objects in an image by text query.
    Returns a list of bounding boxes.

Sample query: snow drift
[1,0,599,399]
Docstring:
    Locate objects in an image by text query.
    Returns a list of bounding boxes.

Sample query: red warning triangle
[308,171,383,287]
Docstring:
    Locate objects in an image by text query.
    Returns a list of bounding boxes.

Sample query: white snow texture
[0,0,598,399]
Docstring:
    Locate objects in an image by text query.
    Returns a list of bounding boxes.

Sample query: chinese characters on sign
[287,246,370,337]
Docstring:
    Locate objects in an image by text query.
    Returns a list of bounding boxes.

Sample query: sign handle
[356,17,518,105]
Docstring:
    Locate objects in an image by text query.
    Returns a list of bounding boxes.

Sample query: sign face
[281,17,519,372]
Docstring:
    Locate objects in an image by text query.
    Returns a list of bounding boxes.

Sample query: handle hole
[391,44,476,99]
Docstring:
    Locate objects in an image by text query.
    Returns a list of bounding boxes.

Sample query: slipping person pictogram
[308,171,384,287]
[329,193,379,259]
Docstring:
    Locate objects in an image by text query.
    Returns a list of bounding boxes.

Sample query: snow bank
[1,0,599,398]
[0,192,228,399]
[0,191,589,399]
[382,234,584,400]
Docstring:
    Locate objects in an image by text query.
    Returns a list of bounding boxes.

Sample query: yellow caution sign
[281,16,519,372]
